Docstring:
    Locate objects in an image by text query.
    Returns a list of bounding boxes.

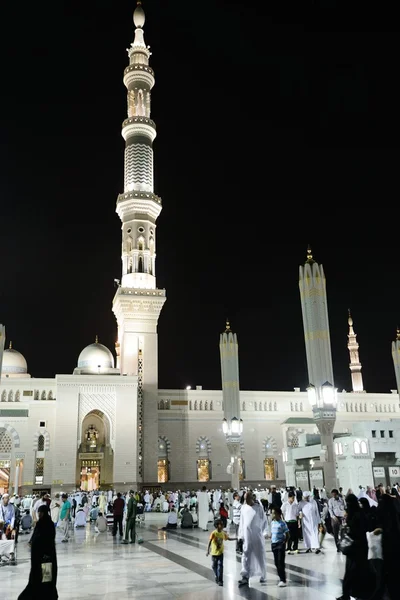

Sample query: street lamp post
[222,417,243,491]
[307,382,338,491]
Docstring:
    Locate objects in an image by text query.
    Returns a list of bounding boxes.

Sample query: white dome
[1,346,28,375]
[77,341,114,370]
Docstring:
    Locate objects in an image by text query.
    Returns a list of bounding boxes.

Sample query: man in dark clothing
[270,486,282,509]
[112,493,124,537]
[122,490,137,544]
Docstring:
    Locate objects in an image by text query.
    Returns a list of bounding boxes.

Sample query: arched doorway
[77,410,114,491]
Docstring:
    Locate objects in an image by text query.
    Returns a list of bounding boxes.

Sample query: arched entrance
[77,410,114,491]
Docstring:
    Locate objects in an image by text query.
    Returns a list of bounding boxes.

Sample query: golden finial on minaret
[9,341,12,350]
[348,308,353,327]
[225,319,231,333]
[397,327,400,341]
[95,335,99,344]
[306,245,314,263]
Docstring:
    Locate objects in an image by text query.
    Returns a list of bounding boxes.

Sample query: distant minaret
[299,246,334,388]
[391,328,400,394]
[347,310,364,392]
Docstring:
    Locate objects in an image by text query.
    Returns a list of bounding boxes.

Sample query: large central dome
[77,340,114,370]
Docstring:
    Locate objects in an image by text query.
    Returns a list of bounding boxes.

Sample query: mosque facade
[1,4,400,497]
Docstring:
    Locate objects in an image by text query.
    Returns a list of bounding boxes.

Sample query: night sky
[0,2,398,393]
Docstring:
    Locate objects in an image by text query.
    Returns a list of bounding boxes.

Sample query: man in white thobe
[197,486,209,531]
[238,493,268,586]
[299,491,321,553]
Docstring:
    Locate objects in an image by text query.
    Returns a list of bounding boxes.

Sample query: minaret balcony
[124,65,155,89]
[116,191,162,221]
[122,117,156,142]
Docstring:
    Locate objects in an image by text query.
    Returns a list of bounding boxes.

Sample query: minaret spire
[347,310,364,392]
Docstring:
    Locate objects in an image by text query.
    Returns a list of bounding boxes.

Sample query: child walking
[206,518,236,586]
[270,506,289,587]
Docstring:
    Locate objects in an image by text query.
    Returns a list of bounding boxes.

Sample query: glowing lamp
[307,384,317,407]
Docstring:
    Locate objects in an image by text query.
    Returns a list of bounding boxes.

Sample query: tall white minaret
[112,1,166,484]
[347,310,364,392]
[391,328,400,395]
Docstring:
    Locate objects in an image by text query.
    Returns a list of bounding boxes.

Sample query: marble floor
[2,514,345,600]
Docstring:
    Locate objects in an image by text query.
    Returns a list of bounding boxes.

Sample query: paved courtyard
[3,514,344,599]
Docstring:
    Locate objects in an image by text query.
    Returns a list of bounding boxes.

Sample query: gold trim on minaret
[225,320,231,333]
[306,245,314,263]
[397,327,400,341]
[9,341,12,350]
[95,335,99,344]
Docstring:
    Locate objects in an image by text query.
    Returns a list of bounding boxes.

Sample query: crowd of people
[0,480,398,598]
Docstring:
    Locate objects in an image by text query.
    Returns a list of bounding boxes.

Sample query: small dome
[1,344,28,375]
[134,2,145,28]
[77,341,114,370]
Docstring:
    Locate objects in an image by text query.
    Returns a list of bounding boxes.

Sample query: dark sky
[0,2,398,393]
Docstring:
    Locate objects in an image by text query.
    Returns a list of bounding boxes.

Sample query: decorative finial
[95,335,98,344]
[134,1,145,28]
[306,245,314,263]
[9,341,12,350]
[348,308,353,327]
[397,327,400,341]
[225,319,231,333]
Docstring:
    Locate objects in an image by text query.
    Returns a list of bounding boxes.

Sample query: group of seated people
[161,506,198,530]
[0,521,16,563]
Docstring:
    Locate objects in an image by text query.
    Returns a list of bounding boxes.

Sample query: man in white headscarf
[299,491,321,554]
[238,492,269,586]
[197,486,209,531]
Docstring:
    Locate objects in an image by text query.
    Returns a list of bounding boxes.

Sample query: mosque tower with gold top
[112,1,166,485]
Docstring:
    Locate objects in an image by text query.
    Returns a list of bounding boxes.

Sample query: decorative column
[299,247,338,491]
[347,310,364,392]
[14,459,22,495]
[391,328,400,395]
[220,321,243,491]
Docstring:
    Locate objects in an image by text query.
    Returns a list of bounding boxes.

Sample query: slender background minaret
[347,310,364,392]
[391,328,400,395]
[112,2,166,485]
[299,246,337,490]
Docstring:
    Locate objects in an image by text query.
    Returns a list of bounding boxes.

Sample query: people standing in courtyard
[122,490,137,544]
[18,504,58,599]
[206,518,236,587]
[112,492,124,537]
[237,492,269,587]
[57,494,71,543]
[197,486,209,531]
[328,488,346,552]
[299,491,321,554]
[270,506,289,587]
[281,491,299,553]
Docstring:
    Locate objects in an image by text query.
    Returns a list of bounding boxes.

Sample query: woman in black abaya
[18,504,58,599]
